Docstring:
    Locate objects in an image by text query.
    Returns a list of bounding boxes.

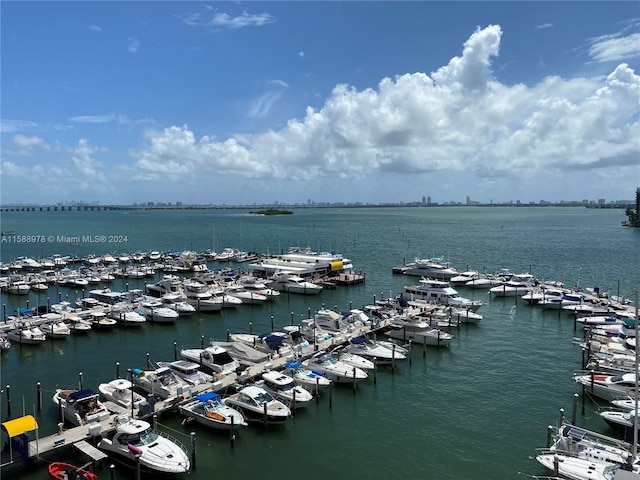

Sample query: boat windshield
[212,352,235,364]
[119,428,159,446]
[254,391,275,405]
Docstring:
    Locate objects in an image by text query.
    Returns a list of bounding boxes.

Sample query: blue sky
[1,2,639,206]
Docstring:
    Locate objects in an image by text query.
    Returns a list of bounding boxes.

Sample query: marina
[0,206,638,480]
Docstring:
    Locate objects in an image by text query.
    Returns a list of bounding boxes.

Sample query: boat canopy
[195,392,220,402]
[350,336,368,344]
[284,361,302,368]
[1,415,38,438]
[15,308,35,315]
[68,389,98,401]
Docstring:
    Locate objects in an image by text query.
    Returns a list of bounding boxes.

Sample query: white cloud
[535,23,553,31]
[589,32,640,63]
[12,135,49,155]
[128,37,140,53]
[0,119,38,133]
[131,25,638,191]
[182,9,275,29]
[69,115,115,124]
[87,24,101,32]
[298,51,305,59]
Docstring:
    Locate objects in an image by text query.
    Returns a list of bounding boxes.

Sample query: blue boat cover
[68,389,97,401]
[350,336,367,344]
[284,361,301,368]
[195,391,220,402]
[16,308,35,315]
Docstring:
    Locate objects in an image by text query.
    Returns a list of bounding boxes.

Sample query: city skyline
[1,2,639,205]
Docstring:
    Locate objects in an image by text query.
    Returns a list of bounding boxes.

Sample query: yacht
[131,366,192,400]
[98,414,190,474]
[401,256,459,279]
[182,279,222,312]
[260,370,314,408]
[179,391,248,431]
[386,316,453,347]
[52,388,111,426]
[404,278,483,311]
[268,272,323,295]
[156,360,214,385]
[180,344,240,376]
[489,273,535,297]
[223,385,291,424]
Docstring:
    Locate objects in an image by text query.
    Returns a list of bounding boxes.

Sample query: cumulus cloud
[87,24,101,32]
[535,23,553,31]
[12,135,49,155]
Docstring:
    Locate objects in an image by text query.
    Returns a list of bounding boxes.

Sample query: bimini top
[2,415,38,438]
[284,361,302,369]
[195,391,220,402]
[68,389,99,402]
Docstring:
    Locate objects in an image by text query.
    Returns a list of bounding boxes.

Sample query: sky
[1,1,639,206]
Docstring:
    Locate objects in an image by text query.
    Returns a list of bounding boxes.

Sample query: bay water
[1,206,638,479]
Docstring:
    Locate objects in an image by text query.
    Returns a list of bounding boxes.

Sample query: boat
[281,361,333,392]
[386,316,453,347]
[180,344,240,376]
[302,352,368,384]
[573,372,640,402]
[404,278,483,311]
[156,360,214,385]
[260,370,314,407]
[7,278,31,295]
[48,461,98,480]
[108,305,146,327]
[225,284,269,304]
[160,293,196,315]
[268,272,323,295]
[182,279,222,312]
[330,349,375,370]
[535,452,619,480]
[0,334,11,352]
[229,332,299,358]
[98,378,146,410]
[131,367,192,400]
[521,287,566,305]
[145,275,183,297]
[97,414,190,474]
[489,273,536,297]
[6,322,47,345]
[599,409,640,441]
[539,291,587,310]
[343,336,407,364]
[449,270,481,285]
[139,300,179,323]
[401,256,459,279]
[40,318,72,339]
[179,391,248,430]
[52,388,111,426]
[223,385,291,424]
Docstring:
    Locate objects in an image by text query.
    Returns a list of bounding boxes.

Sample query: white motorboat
[6,323,47,344]
[464,276,494,289]
[573,372,640,402]
[386,316,453,347]
[52,388,111,426]
[539,291,587,310]
[489,273,536,297]
[260,370,313,407]
[179,391,248,430]
[66,315,93,334]
[576,315,626,327]
[161,293,196,315]
[180,344,240,376]
[98,414,190,474]
[146,275,183,297]
[599,409,639,439]
[98,378,146,410]
[303,352,368,384]
[238,276,281,299]
[223,385,291,424]
[521,287,565,305]
[7,278,31,295]
[449,271,481,285]
[0,334,11,352]
[87,311,117,329]
[404,278,483,311]
[229,332,299,358]
[139,301,179,323]
[225,285,269,304]
[131,366,192,400]
[182,279,222,312]
[109,306,146,326]
[156,360,214,385]
[268,272,323,295]
[209,287,243,308]
[344,336,407,364]
[330,349,375,370]
[40,318,72,338]
[281,361,333,391]
[401,256,459,279]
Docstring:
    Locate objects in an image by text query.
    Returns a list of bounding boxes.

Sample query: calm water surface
[0,207,638,480]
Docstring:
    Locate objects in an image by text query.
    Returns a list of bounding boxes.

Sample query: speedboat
[599,408,640,439]
[109,306,146,326]
[131,366,192,400]
[6,323,47,345]
[182,279,222,312]
[489,273,535,297]
[573,372,640,402]
[48,462,98,480]
[281,361,333,392]
[223,385,291,424]
[179,391,248,430]
[161,293,196,315]
[539,291,587,310]
[139,301,179,323]
[268,272,323,295]
[260,370,313,407]
[52,388,111,426]
[386,317,453,347]
[303,352,368,384]
[156,360,214,385]
[98,414,190,474]
[0,334,11,352]
[330,349,375,370]
[401,256,459,279]
[98,378,146,410]
[344,336,407,365]
[180,344,240,376]
[225,285,269,304]
[40,315,72,338]
[521,287,565,305]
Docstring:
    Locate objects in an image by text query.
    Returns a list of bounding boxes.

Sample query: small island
[249,209,293,216]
